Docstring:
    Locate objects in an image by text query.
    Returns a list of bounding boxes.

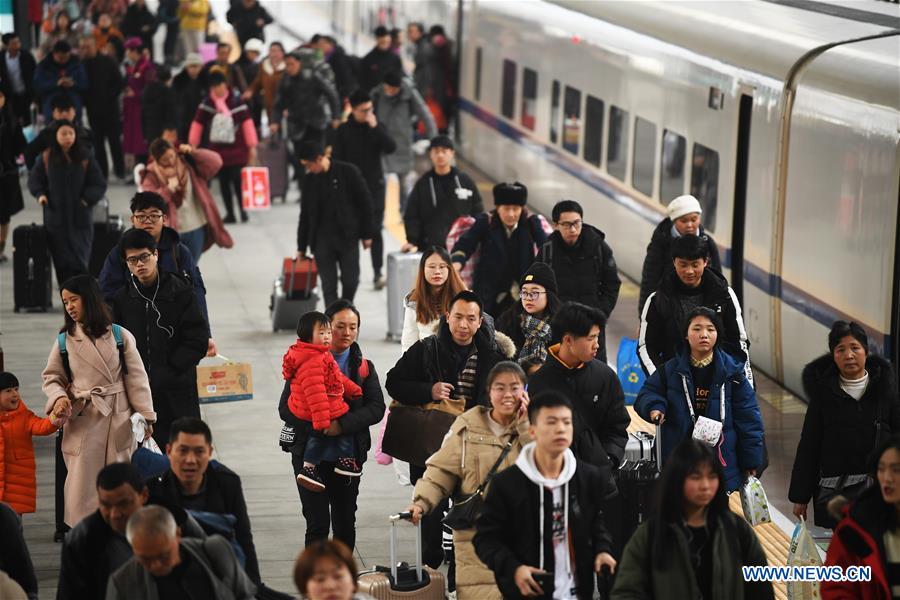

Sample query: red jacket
[283,341,363,431]
[0,402,58,514]
[822,486,892,600]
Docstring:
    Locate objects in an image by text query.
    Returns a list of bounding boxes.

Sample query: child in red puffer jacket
[284,312,363,493]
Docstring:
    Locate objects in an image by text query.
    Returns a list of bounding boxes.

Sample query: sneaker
[373,275,386,290]
[334,457,362,478]
[296,466,326,492]
[223,214,237,224]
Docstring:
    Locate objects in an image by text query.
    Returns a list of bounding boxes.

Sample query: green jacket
[611,512,774,600]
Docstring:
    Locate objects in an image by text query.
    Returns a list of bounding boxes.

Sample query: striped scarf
[455,351,479,407]
[519,314,552,368]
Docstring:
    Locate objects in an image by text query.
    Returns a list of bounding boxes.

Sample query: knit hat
[244,38,265,54]
[493,181,527,206]
[520,262,557,294]
[0,372,19,391]
[429,134,454,151]
[667,194,702,221]
[184,52,204,67]
[124,37,144,50]
[383,69,403,87]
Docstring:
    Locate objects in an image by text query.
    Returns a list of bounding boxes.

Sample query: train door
[730,93,753,306]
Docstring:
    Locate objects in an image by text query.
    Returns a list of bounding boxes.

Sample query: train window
[632,117,656,197]
[607,105,628,181]
[501,59,516,119]
[475,47,482,101]
[563,86,581,155]
[691,143,720,232]
[583,95,604,167]
[550,80,561,144]
[659,129,686,204]
[521,68,538,131]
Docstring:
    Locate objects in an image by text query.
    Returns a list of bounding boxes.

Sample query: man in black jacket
[147,417,262,584]
[279,300,386,550]
[313,35,358,100]
[112,229,208,447]
[529,302,628,499]
[24,93,94,169]
[79,35,124,179]
[172,54,205,141]
[333,89,396,288]
[296,140,374,306]
[140,64,177,147]
[57,463,148,600]
[474,392,616,599]
[539,200,621,363]
[226,0,273,47]
[638,234,750,379]
[0,33,37,125]
[272,52,341,156]
[359,26,402,92]
[402,134,482,252]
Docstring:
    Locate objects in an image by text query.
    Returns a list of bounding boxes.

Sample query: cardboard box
[241,167,271,211]
[196,362,253,403]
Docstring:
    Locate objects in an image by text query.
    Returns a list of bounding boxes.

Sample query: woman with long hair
[140,137,232,261]
[611,439,774,599]
[401,245,467,352]
[27,120,106,286]
[496,262,560,374]
[635,306,764,492]
[42,275,155,528]
[0,84,26,262]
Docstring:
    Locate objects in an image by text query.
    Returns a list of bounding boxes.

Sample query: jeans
[304,434,355,465]
[409,464,449,569]
[314,236,360,307]
[292,453,361,550]
[369,184,385,277]
[218,165,246,219]
[179,227,206,264]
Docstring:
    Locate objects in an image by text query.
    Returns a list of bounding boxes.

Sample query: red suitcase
[282,257,318,299]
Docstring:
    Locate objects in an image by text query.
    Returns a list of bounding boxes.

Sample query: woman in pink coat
[122,37,156,163]
[42,275,155,527]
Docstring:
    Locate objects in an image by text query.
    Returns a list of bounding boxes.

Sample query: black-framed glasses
[133,213,164,223]
[557,219,582,230]
[521,291,547,301]
[125,252,155,266]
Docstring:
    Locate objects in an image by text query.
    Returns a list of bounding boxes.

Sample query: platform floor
[2,154,809,598]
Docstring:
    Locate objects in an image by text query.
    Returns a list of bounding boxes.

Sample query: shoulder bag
[442,440,513,530]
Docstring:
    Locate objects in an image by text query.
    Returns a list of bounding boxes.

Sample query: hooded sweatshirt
[515,441,578,599]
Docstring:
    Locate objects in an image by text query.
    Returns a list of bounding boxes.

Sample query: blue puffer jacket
[635,347,764,491]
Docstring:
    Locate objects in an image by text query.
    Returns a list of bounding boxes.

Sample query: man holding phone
[474,391,617,599]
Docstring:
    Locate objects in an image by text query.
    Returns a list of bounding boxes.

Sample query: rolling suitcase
[89,198,125,277]
[386,252,421,341]
[357,513,446,599]
[616,422,662,544]
[271,257,319,332]
[13,223,52,312]
[258,135,289,201]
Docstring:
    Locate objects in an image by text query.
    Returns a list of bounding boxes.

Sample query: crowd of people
[0,2,897,600]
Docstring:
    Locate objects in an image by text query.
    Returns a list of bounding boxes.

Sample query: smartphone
[532,572,554,599]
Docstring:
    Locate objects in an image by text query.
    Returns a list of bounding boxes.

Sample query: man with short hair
[140,64,177,147]
[402,134,481,252]
[295,140,374,306]
[106,505,256,600]
[272,51,341,156]
[474,392,617,599]
[32,40,88,122]
[313,34,358,100]
[406,22,432,95]
[639,234,750,380]
[539,199,621,363]
[112,229,208,447]
[386,290,511,568]
[79,35,125,180]
[0,32,37,125]
[333,89,396,288]
[172,53,205,141]
[23,93,94,169]
[57,463,148,600]
[146,417,262,585]
[372,69,436,215]
[528,302,629,498]
[225,0,273,47]
[360,26,403,92]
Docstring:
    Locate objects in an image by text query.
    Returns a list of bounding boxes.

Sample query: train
[295,0,900,397]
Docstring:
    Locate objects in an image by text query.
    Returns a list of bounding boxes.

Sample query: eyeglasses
[557,219,582,231]
[133,213,164,223]
[125,252,155,266]
[521,291,546,301]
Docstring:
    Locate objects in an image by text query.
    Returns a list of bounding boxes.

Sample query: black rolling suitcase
[616,423,662,546]
[89,199,125,277]
[13,223,52,312]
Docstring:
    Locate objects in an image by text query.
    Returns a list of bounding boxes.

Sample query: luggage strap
[58,323,127,381]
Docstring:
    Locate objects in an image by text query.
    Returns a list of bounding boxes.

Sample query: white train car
[323,0,900,396]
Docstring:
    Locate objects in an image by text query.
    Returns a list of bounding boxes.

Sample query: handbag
[442,441,514,530]
[381,395,467,467]
[739,475,772,526]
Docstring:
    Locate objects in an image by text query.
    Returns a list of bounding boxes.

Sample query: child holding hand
[0,371,65,516]
[283,312,363,492]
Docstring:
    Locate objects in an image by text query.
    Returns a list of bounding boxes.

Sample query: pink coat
[140,149,234,251]
[123,56,156,155]
[42,324,155,526]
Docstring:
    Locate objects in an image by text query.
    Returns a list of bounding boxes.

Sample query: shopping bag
[739,476,772,526]
[786,517,822,600]
[199,42,218,63]
[196,354,254,403]
[241,166,271,211]
[616,337,645,405]
[374,408,393,465]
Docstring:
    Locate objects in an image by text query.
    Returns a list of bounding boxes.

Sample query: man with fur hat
[451,181,549,316]
[639,194,721,315]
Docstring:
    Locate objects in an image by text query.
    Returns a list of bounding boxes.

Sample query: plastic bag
[740,476,772,526]
[786,517,822,600]
[374,409,393,465]
[616,337,645,405]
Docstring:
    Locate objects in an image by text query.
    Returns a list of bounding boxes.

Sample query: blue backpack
[616,337,645,405]
[57,324,128,381]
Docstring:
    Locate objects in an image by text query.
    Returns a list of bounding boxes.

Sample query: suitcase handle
[287,257,315,298]
[388,513,423,584]
[653,417,662,474]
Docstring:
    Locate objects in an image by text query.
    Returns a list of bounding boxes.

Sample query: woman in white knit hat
[638,194,722,315]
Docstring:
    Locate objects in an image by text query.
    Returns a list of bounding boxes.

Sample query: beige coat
[42,324,155,526]
[413,406,530,600]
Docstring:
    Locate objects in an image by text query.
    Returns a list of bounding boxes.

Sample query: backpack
[187,510,246,567]
[209,112,236,144]
[57,324,127,381]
